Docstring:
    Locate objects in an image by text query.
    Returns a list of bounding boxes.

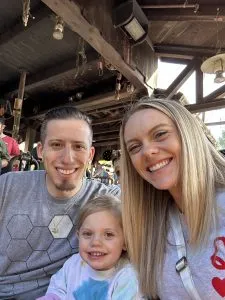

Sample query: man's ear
[76,231,80,239]
[37,142,43,159]
[89,146,95,162]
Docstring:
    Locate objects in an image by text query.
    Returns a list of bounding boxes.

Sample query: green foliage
[218,130,225,149]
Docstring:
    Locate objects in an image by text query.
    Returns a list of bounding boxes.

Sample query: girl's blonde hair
[77,194,122,230]
[120,97,225,298]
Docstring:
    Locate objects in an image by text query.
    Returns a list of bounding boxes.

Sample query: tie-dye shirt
[37,253,142,300]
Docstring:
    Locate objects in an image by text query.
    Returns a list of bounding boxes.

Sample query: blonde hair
[120,97,225,298]
[77,194,122,230]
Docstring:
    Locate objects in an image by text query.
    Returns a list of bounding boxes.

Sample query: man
[0,106,120,299]
[0,117,20,157]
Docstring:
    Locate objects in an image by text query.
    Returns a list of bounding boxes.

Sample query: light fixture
[201,53,225,84]
[112,0,149,45]
[214,70,225,83]
[53,16,64,40]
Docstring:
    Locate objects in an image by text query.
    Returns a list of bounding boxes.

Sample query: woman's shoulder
[216,188,225,206]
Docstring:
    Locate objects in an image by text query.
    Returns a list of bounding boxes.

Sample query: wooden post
[12,71,26,139]
[24,127,36,152]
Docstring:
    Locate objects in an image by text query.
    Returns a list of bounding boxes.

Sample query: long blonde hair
[120,97,225,298]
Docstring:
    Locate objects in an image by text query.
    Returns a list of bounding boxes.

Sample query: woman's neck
[169,186,183,211]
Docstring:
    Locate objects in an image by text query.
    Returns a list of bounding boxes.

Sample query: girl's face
[124,108,181,200]
[78,210,126,271]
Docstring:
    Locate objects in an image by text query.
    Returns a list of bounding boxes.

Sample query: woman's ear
[76,230,80,239]
[122,243,127,251]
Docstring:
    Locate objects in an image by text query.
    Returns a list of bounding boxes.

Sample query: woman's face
[124,108,181,198]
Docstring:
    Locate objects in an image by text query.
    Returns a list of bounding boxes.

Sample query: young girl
[37,195,141,300]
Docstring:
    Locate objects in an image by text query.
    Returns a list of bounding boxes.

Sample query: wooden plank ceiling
[0,0,225,151]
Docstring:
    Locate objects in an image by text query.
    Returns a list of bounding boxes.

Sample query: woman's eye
[128,144,141,154]
[155,131,167,139]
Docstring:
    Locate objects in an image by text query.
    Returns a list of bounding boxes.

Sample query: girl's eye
[105,232,115,239]
[81,232,92,238]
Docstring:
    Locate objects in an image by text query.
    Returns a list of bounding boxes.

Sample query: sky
[158,60,225,146]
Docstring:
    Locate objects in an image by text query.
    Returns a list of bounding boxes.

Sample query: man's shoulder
[0,170,45,184]
[84,178,120,197]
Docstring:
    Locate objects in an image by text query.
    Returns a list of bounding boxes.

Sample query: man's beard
[55,179,76,192]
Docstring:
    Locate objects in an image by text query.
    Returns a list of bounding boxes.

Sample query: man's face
[37,118,95,198]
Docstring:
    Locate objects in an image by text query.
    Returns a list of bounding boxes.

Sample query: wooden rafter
[165,59,196,99]
[4,51,100,96]
[93,140,119,147]
[28,89,136,120]
[195,60,203,104]
[0,6,50,47]
[155,44,225,57]
[41,0,151,92]
[143,5,225,22]
[203,84,225,102]
[186,98,225,113]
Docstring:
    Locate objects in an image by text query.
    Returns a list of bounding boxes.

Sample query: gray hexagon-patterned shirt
[0,170,120,299]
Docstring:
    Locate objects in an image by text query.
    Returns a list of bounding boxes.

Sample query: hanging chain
[22,0,34,27]
[215,8,222,54]
[74,38,87,79]
[115,72,122,100]
[97,56,104,76]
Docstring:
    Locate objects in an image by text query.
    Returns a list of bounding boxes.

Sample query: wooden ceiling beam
[94,133,119,142]
[155,44,225,57]
[3,51,99,96]
[0,6,50,47]
[93,140,119,147]
[94,128,120,135]
[185,98,225,113]
[165,59,196,99]
[41,0,154,92]
[27,89,136,120]
[143,5,225,22]
[92,117,122,126]
[205,121,225,126]
[203,84,225,102]
[195,60,203,104]
[159,57,191,65]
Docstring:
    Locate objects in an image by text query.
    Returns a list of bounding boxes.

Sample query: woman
[120,97,225,299]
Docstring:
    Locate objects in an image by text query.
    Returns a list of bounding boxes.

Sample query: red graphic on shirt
[212,277,225,297]
[211,237,225,269]
[211,237,225,296]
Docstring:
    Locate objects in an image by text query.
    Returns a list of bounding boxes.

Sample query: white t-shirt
[157,189,225,299]
[38,253,142,300]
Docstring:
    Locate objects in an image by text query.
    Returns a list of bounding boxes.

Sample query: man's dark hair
[40,106,93,144]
